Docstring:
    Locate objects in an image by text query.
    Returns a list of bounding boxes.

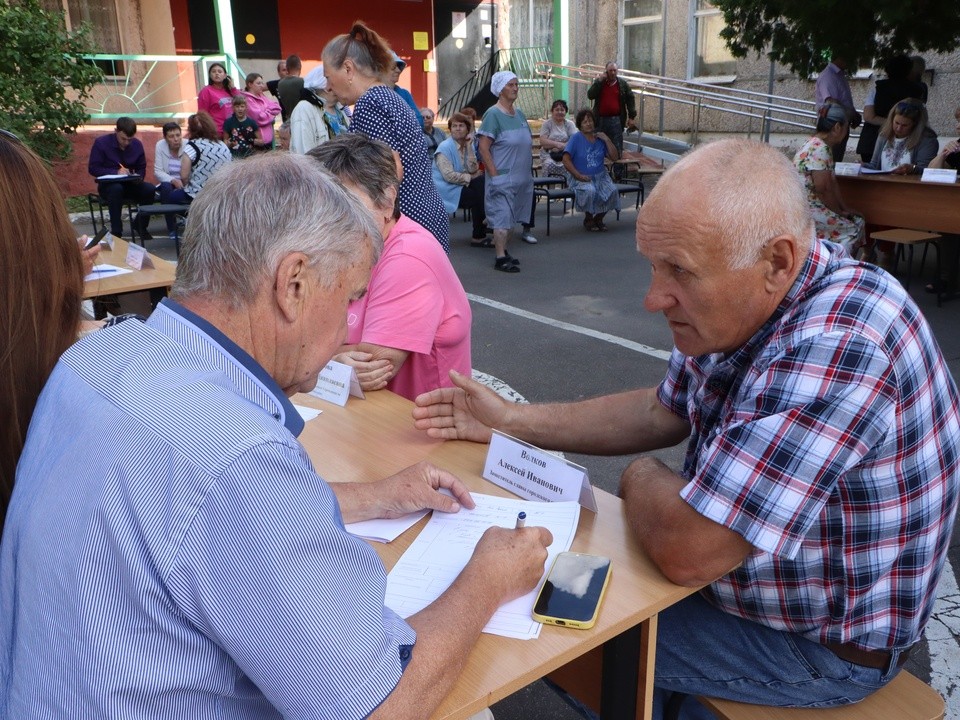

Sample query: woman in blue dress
[478,71,535,273]
[562,108,620,232]
[322,22,450,253]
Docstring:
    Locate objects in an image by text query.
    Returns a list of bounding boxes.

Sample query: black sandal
[470,237,494,248]
[494,256,520,273]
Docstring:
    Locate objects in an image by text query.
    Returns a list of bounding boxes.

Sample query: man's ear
[274,252,311,323]
[762,235,799,293]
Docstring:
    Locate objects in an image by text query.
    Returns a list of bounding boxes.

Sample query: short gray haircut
[308,134,400,218]
[172,153,383,307]
[648,139,813,270]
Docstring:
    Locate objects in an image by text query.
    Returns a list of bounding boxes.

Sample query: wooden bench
[694,670,945,720]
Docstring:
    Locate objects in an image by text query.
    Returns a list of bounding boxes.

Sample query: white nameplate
[921,168,958,184]
[103,231,115,251]
[125,242,154,270]
[482,430,598,512]
[309,360,365,407]
[834,162,861,176]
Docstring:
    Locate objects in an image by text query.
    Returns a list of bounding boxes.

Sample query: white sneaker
[520,231,538,244]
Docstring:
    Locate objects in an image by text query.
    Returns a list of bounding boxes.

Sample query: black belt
[823,641,913,671]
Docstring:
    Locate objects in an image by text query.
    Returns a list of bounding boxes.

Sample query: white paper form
[83,264,134,282]
[384,493,581,639]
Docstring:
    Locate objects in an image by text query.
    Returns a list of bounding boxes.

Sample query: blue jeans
[654,593,901,720]
[98,179,157,237]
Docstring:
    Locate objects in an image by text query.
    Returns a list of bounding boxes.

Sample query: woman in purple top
[196,63,237,135]
[322,22,450,253]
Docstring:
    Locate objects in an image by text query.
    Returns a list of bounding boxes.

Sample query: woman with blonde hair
[0,130,85,534]
[322,22,450,252]
[862,99,938,175]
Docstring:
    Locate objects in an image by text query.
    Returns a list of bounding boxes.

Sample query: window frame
[622,0,664,77]
[41,0,125,78]
[687,0,737,84]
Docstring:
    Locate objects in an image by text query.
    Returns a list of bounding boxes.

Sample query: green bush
[0,0,102,161]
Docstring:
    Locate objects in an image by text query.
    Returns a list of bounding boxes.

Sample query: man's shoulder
[65,320,296,463]
[780,252,925,356]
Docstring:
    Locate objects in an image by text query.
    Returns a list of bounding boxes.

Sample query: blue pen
[90,267,120,275]
[515,511,526,529]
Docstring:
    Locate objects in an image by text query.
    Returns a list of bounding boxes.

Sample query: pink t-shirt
[346,215,472,401]
[197,85,236,133]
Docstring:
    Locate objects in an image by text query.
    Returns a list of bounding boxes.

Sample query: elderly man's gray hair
[172,153,382,307]
[651,139,814,270]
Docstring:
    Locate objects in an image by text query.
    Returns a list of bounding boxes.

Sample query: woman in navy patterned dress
[322,22,450,252]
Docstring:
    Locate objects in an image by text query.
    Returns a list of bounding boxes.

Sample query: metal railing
[535,61,820,147]
[80,53,246,123]
[439,46,551,119]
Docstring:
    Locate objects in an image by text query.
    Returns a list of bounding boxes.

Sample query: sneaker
[520,231,538,244]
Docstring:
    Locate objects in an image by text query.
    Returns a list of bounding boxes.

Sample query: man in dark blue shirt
[88,116,157,238]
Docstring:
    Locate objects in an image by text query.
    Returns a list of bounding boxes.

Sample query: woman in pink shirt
[196,63,237,134]
[241,72,282,149]
[308,134,472,401]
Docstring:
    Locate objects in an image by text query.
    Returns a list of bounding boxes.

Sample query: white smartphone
[532,551,612,630]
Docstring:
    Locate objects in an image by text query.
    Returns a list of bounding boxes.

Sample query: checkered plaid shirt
[658,241,960,650]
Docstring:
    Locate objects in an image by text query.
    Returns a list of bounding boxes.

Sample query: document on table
[347,511,430,543]
[293,404,322,422]
[84,264,135,281]
[347,488,456,543]
[860,167,892,174]
[384,493,581,639]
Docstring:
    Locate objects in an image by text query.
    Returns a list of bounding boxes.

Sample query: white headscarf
[490,71,518,97]
[303,65,327,92]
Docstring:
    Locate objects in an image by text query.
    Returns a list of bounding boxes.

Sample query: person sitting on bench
[88,117,156,239]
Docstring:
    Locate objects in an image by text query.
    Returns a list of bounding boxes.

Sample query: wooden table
[836,174,960,233]
[83,238,177,300]
[293,390,700,720]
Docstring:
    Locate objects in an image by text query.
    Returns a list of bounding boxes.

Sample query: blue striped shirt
[1,299,415,719]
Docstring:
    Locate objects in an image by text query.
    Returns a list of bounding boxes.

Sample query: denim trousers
[653,592,901,720]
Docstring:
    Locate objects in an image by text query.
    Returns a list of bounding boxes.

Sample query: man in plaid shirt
[413,139,960,717]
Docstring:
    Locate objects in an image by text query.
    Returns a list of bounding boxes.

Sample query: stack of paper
[384,493,581,639]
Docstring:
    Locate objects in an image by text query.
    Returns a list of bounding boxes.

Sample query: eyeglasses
[0,128,22,144]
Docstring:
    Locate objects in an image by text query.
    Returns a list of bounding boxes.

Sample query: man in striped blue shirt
[0,153,552,719]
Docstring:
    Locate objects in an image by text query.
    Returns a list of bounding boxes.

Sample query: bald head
[642,139,813,270]
[637,140,813,356]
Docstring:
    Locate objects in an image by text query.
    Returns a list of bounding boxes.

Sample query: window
[623,0,663,76]
[689,0,736,79]
[509,0,553,48]
[40,0,123,76]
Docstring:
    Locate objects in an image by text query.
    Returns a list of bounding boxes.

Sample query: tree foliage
[712,0,960,77]
[0,0,102,161]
